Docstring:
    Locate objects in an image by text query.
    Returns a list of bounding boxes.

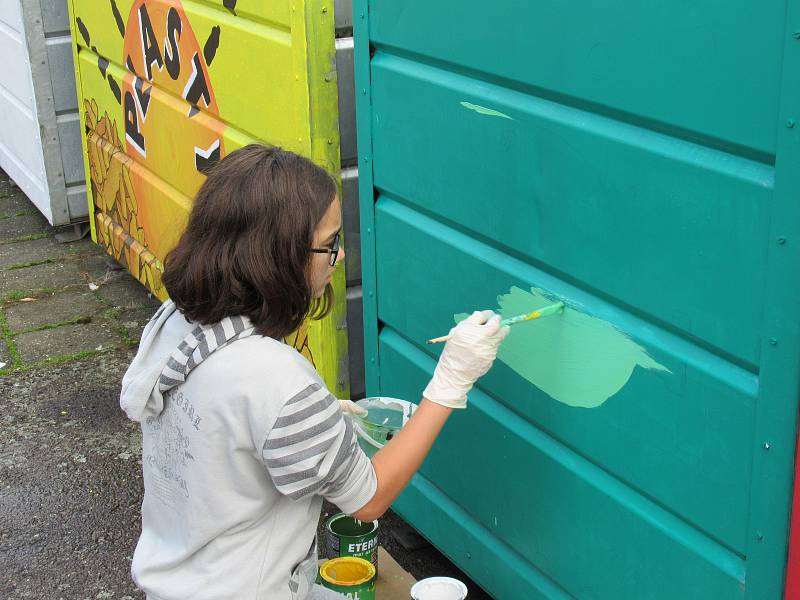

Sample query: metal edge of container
[20,0,85,225]
[20,0,68,225]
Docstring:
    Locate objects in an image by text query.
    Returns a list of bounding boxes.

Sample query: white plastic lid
[410,577,468,600]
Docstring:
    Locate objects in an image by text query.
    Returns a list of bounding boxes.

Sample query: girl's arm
[351,310,509,522]
[352,399,451,521]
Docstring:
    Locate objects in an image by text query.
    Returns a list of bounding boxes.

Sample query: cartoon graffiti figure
[76,0,224,297]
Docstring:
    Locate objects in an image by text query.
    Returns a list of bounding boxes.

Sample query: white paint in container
[410,577,468,600]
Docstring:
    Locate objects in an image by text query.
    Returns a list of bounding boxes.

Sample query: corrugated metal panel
[354,1,800,598]
[40,0,70,33]
[341,166,360,284]
[346,285,364,400]
[56,114,83,185]
[334,0,362,399]
[333,0,351,33]
[45,36,78,112]
[342,165,363,399]
[0,0,86,225]
[68,0,350,398]
[336,36,356,165]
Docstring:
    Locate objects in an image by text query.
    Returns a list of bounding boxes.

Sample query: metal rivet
[322,6,327,12]
[367,228,372,234]
[764,442,771,450]
[757,531,764,540]
[361,88,367,95]
[327,138,333,145]
[370,357,375,363]
[368,291,374,297]
[466,552,472,559]
[360,13,365,19]
[787,119,795,129]
[778,236,786,245]
[324,74,332,82]
[769,338,777,346]
[794,31,800,39]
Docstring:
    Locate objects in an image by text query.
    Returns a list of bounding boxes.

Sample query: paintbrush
[426,301,565,344]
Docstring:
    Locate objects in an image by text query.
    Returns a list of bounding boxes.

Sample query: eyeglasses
[310,232,341,267]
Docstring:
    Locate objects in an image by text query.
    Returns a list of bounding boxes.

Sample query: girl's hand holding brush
[422,310,510,409]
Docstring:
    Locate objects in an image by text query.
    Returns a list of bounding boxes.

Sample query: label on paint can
[325,513,379,573]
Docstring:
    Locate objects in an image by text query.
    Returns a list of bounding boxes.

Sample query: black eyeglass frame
[310,232,341,267]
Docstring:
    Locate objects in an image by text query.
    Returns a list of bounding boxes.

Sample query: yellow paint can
[319,556,376,600]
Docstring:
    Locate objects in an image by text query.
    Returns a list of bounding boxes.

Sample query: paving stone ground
[0,171,161,600]
[5,290,103,333]
[0,170,491,600]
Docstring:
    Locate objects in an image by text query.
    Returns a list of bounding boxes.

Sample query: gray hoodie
[121,301,376,600]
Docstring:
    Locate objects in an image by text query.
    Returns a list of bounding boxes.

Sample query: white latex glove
[423,310,510,409]
[339,399,368,417]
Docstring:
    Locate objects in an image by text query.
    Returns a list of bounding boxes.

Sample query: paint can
[352,397,417,458]
[410,577,468,600]
[318,556,376,600]
[325,513,379,573]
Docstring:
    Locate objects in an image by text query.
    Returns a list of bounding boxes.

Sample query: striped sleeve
[262,383,377,514]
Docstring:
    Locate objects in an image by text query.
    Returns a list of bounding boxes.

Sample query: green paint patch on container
[455,286,671,408]
[352,397,417,458]
[325,513,379,573]
[319,556,376,600]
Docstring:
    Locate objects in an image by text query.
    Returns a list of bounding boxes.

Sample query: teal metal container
[353,2,800,598]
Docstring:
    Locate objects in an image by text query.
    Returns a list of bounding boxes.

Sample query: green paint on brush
[456,287,670,408]
[500,301,564,326]
[460,101,513,120]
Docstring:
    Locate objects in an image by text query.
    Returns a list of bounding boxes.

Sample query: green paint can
[325,513,379,573]
[319,556,376,600]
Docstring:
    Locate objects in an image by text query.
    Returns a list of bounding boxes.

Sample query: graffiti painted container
[319,557,375,600]
[0,0,86,226]
[354,0,800,598]
[324,513,379,573]
[66,0,351,397]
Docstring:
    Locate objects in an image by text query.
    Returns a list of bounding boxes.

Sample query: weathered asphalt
[0,169,490,600]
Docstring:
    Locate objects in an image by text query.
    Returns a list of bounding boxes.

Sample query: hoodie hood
[120,300,256,422]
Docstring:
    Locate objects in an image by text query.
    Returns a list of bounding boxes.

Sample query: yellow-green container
[319,556,375,600]
[66,0,349,398]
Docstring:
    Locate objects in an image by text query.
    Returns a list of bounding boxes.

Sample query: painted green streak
[459,101,513,120]
[457,287,670,408]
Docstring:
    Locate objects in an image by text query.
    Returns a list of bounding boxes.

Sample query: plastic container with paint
[410,577,468,600]
[352,397,417,458]
[318,556,376,600]
[325,512,379,573]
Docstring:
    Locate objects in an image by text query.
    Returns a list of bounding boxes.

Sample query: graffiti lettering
[164,7,182,80]
[138,4,164,81]
[133,75,152,121]
[124,91,146,157]
[183,52,211,115]
[194,139,221,174]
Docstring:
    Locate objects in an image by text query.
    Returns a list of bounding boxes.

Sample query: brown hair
[162,144,337,339]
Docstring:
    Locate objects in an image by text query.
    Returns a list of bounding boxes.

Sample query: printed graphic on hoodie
[144,389,199,508]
